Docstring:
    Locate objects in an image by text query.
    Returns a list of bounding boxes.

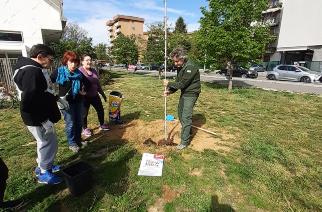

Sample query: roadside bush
[99,70,112,85]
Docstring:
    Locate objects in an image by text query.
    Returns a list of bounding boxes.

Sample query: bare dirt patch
[148,185,181,212]
[95,119,240,154]
[189,168,203,177]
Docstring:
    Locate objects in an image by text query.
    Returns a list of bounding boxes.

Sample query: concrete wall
[312,48,322,61]
[0,0,63,56]
[277,0,322,51]
[109,20,144,39]
[270,52,281,61]
[119,20,144,36]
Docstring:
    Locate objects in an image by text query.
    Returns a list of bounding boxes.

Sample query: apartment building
[264,0,322,71]
[106,15,144,42]
[0,0,66,58]
[262,0,284,62]
[277,0,322,69]
[106,15,148,62]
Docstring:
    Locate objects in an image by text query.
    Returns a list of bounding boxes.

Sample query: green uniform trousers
[178,95,199,145]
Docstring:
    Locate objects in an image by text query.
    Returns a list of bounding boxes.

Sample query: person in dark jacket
[13,44,63,184]
[51,51,89,153]
[0,158,24,210]
[163,47,201,150]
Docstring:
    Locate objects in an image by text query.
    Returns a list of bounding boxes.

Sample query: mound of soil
[97,119,238,153]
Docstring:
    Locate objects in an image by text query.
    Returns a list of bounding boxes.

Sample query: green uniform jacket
[168,60,201,96]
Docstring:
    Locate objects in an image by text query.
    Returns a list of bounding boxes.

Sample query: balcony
[265,18,279,27]
[262,7,281,14]
[270,0,283,8]
[115,22,121,28]
[262,1,282,15]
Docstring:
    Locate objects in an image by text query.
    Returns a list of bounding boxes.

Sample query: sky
[63,0,208,45]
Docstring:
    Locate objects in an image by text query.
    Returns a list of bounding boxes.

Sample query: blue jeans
[61,102,83,147]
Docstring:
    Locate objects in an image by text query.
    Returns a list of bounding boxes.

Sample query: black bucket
[62,161,93,196]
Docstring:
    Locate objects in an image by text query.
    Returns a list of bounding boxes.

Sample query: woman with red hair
[50,51,89,153]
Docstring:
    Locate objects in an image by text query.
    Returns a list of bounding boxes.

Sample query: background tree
[50,22,95,60]
[168,32,192,55]
[189,32,211,69]
[95,43,109,61]
[62,22,88,41]
[197,0,272,90]
[143,23,165,66]
[110,33,138,66]
[174,16,187,34]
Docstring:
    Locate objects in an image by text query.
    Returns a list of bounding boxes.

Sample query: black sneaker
[0,199,24,210]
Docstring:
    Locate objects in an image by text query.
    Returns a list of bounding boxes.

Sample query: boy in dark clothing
[163,48,201,150]
[0,158,23,210]
[13,44,64,184]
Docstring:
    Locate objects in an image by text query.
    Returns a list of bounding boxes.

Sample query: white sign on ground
[138,153,164,177]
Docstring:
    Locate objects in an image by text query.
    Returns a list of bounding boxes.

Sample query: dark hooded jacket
[167,60,201,96]
[13,57,60,126]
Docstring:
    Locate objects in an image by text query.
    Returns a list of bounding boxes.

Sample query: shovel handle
[192,125,217,136]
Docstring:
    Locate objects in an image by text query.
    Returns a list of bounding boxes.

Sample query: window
[287,66,296,72]
[0,32,22,42]
[7,53,22,58]
[278,65,288,70]
[298,66,311,72]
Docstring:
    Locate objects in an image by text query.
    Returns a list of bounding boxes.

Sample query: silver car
[249,64,265,72]
[267,65,321,83]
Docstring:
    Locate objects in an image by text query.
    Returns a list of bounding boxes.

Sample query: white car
[267,65,321,83]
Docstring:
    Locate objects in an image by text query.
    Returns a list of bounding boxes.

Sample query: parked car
[160,64,176,72]
[128,64,137,71]
[217,67,258,78]
[266,65,322,83]
[249,64,265,72]
[136,63,149,70]
[149,64,160,70]
[114,64,126,68]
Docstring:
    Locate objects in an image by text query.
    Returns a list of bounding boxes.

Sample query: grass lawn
[0,71,321,211]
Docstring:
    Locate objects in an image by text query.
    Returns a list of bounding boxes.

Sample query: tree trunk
[226,61,234,90]
[228,69,233,90]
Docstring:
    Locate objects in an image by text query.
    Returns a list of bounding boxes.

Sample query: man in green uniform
[163,48,201,150]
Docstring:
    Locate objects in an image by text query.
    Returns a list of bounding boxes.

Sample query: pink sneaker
[82,128,92,137]
[99,124,110,131]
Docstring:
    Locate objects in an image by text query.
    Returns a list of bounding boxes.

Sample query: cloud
[63,0,122,44]
[63,0,200,44]
[63,0,121,19]
[131,0,196,17]
[78,18,109,45]
[187,23,200,32]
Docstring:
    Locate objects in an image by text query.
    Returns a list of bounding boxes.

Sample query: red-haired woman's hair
[61,51,80,66]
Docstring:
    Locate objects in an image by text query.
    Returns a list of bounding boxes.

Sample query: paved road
[110,68,322,95]
[200,72,322,95]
